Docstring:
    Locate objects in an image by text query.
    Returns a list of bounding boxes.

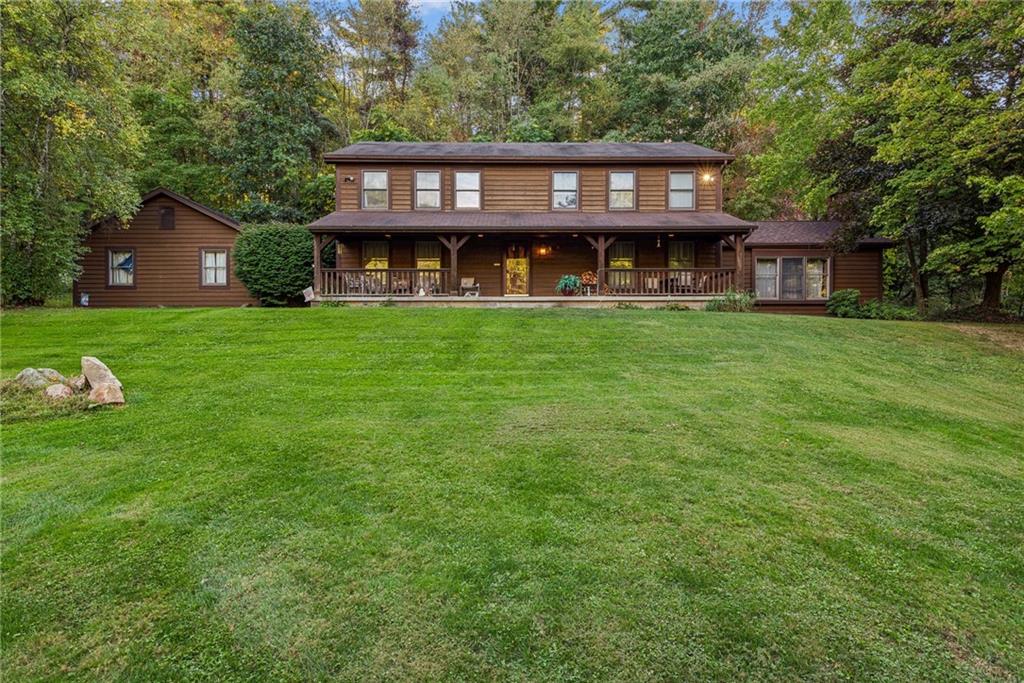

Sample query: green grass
[2,308,1022,681]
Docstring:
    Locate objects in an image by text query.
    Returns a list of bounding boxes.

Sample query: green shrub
[234,223,313,306]
[826,289,862,317]
[614,302,641,310]
[704,289,756,312]
[827,289,918,320]
[659,302,693,311]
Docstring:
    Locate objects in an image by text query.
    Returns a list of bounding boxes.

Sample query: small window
[201,249,228,286]
[755,258,778,299]
[805,258,829,299]
[415,241,441,269]
[415,171,441,209]
[668,241,695,269]
[159,206,175,229]
[552,172,578,210]
[108,249,134,286]
[362,171,389,209]
[455,171,481,209]
[669,172,695,209]
[362,240,389,269]
[609,171,635,209]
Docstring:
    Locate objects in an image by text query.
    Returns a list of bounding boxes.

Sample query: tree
[608,0,762,147]
[1,0,144,305]
[217,1,335,211]
[734,0,856,220]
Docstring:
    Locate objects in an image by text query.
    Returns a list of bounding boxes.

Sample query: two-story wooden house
[308,142,889,310]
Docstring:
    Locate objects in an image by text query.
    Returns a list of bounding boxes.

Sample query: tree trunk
[981,263,1009,310]
[905,237,929,316]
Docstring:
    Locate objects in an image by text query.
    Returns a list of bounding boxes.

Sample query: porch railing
[600,268,736,296]
[319,268,450,297]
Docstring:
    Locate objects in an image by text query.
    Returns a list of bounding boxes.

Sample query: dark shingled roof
[325,141,733,163]
[748,221,893,247]
[309,210,754,233]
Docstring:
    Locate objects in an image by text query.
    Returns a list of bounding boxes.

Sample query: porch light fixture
[477,233,484,238]
[536,245,552,257]
[702,172,714,183]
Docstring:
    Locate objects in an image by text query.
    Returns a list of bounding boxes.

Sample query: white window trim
[454,170,482,210]
[201,248,229,287]
[361,170,389,210]
[551,170,579,211]
[608,170,636,210]
[668,171,696,211]
[414,170,442,210]
[754,255,831,301]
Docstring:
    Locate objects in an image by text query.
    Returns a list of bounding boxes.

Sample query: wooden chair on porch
[459,277,480,297]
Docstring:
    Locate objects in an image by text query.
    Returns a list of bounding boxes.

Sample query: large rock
[44,383,74,401]
[81,356,121,389]
[88,383,125,405]
[38,368,67,384]
[15,368,49,389]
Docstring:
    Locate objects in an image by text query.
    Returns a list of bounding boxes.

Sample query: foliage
[703,289,756,313]
[217,1,333,208]
[554,274,582,295]
[608,0,762,147]
[350,108,418,142]
[827,289,917,320]
[232,223,313,306]
[825,289,863,318]
[1,0,144,305]
[659,302,692,311]
[613,302,641,310]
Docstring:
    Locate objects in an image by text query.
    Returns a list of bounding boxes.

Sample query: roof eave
[323,154,734,164]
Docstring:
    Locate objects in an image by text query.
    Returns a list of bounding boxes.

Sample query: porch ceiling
[309,210,754,234]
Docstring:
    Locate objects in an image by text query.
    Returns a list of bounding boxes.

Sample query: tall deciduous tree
[608,0,762,147]
[217,1,336,216]
[1,0,144,305]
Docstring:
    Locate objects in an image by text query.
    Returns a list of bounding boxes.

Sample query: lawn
[2,308,1022,681]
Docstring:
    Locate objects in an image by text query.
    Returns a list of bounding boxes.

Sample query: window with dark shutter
[159,206,175,229]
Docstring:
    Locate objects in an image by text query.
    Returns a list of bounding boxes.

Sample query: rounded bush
[233,223,313,306]
[826,289,862,317]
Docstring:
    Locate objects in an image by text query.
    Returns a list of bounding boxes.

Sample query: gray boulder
[15,368,49,389]
[38,368,67,384]
[81,356,121,389]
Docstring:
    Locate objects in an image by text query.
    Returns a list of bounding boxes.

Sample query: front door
[503,243,530,296]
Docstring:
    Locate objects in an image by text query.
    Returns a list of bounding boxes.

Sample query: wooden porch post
[312,233,323,297]
[438,234,471,295]
[734,233,745,292]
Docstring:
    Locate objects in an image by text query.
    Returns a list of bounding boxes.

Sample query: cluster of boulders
[14,356,125,406]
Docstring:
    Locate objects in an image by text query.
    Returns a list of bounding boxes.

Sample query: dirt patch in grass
[948,324,1024,352]
[0,381,94,424]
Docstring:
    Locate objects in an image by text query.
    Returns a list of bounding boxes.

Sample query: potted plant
[580,271,598,296]
[555,274,582,296]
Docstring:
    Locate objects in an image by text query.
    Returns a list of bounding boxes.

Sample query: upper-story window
[415,171,441,209]
[609,171,635,209]
[362,171,389,209]
[669,172,695,210]
[552,172,578,210]
[455,171,481,209]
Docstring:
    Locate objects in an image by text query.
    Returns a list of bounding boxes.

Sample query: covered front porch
[310,230,748,304]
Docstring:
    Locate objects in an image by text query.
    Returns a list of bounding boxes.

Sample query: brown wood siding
[531,237,596,295]
[458,239,504,296]
[697,169,719,212]
[332,162,724,213]
[637,168,665,211]
[76,198,256,307]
